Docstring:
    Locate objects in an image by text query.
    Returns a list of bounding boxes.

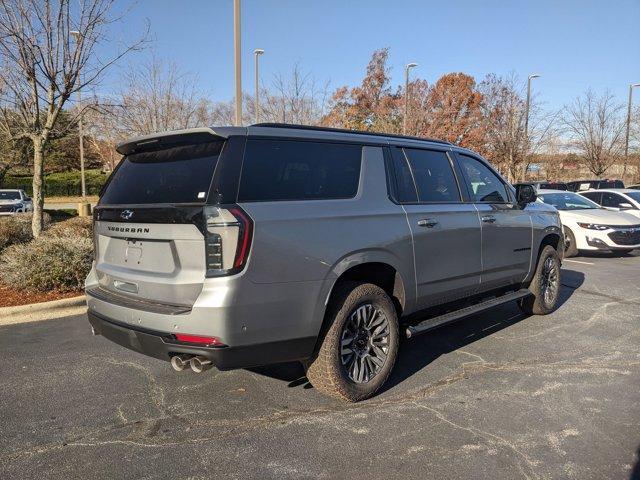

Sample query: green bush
[0,233,92,292]
[0,213,51,252]
[1,169,108,196]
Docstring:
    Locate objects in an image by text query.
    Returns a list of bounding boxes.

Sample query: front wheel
[305,282,399,402]
[564,227,578,258]
[519,245,562,315]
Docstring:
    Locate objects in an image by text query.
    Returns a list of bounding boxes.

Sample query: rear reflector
[174,334,225,346]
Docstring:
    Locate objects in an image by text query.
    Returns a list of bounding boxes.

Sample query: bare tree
[114,56,212,135]
[260,63,329,125]
[562,90,625,177]
[0,0,146,236]
[479,73,557,182]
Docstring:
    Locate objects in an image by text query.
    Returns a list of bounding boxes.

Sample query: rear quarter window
[238,139,362,202]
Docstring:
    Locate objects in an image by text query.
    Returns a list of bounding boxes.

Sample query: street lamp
[403,63,418,135]
[624,83,640,180]
[524,74,540,181]
[233,0,242,126]
[254,49,264,124]
[524,74,540,139]
[70,30,87,204]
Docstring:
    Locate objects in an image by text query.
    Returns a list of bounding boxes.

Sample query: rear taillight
[204,205,253,276]
[174,333,226,346]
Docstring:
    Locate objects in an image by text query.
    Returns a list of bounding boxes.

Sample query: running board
[405,289,531,338]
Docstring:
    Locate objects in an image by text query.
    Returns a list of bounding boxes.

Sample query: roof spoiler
[116,127,246,155]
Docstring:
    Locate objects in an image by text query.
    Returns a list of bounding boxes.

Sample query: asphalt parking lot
[1,252,639,480]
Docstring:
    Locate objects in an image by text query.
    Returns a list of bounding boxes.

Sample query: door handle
[481,215,496,223]
[417,218,439,228]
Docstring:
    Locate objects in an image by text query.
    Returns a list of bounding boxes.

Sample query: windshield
[625,191,640,203]
[100,141,223,205]
[538,192,600,210]
[0,191,21,200]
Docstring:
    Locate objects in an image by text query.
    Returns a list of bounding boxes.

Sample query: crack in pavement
[411,401,540,480]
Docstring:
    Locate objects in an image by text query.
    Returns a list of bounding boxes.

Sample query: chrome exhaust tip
[190,356,213,373]
[170,355,192,372]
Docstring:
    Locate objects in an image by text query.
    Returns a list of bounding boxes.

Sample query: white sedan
[537,189,640,257]
[0,189,33,215]
[579,189,640,219]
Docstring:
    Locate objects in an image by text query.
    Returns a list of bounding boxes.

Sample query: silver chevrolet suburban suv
[86,123,563,402]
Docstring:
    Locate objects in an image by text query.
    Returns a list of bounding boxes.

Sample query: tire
[564,227,578,258]
[519,245,562,315]
[305,281,399,402]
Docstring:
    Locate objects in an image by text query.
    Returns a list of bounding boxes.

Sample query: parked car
[537,189,640,257]
[86,124,564,402]
[628,184,640,190]
[0,189,33,215]
[566,179,624,192]
[515,181,567,191]
[579,189,640,219]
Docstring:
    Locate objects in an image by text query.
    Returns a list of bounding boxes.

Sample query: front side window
[403,149,460,203]
[457,154,509,203]
[238,139,362,202]
[601,192,624,208]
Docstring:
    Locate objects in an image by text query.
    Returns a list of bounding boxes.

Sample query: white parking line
[564,259,595,265]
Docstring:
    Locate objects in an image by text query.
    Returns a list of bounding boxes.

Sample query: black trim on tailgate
[86,287,192,315]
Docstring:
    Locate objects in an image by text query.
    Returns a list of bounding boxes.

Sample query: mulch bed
[0,283,82,308]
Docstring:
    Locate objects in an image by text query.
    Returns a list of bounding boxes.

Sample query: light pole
[254,49,264,124]
[70,30,87,204]
[623,83,640,181]
[233,0,242,126]
[403,63,418,135]
[524,74,540,181]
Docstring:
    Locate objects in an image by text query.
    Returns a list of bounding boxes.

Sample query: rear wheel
[564,227,578,258]
[519,245,561,315]
[305,282,399,402]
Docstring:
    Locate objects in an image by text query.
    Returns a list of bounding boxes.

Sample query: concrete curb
[0,295,86,317]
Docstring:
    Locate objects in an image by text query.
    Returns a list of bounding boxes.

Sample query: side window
[581,192,601,204]
[238,139,362,202]
[403,149,460,202]
[457,154,509,203]
[389,148,418,203]
[601,192,623,208]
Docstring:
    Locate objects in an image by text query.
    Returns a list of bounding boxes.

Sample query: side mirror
[515,184,537,205]
[619,202,634,210]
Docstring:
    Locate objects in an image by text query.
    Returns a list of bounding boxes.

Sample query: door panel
[405,204,482,308]
[474,203,532,289]
[454,152,532,291]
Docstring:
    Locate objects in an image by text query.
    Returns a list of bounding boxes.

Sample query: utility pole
[524,74,540,181]
[254,49,264,123]
[233,0,242,126]
[623,83,640,181]
[403,63,418,135]
[70,31,88,214]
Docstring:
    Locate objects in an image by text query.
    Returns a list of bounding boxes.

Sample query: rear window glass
[238,139,362,202]
[100,141,223,205]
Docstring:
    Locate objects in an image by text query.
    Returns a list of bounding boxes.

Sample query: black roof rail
[251,123,453,146]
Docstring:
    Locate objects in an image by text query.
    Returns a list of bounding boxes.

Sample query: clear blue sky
[102,0,640,111]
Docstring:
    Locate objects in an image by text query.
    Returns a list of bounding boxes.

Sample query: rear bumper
[88,310,315,370]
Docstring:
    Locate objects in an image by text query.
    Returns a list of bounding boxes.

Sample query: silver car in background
[86,124,564,401]
[0,189,33,215]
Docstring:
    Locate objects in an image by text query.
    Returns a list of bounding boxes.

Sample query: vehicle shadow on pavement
[249,269,585,395]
